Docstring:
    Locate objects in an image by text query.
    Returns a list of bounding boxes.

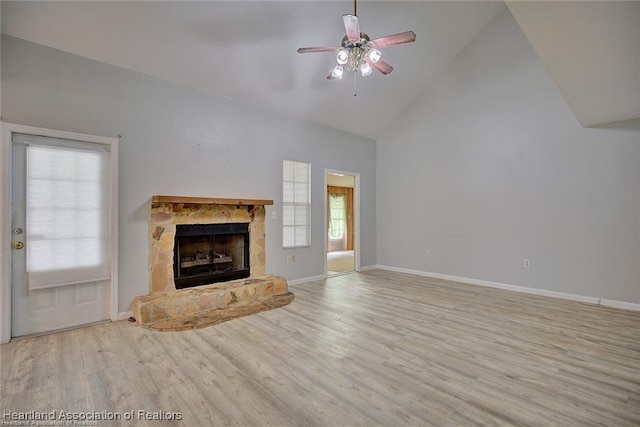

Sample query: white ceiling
[5,1,635,136]
[0,1,505,139]
[327,173,355,188]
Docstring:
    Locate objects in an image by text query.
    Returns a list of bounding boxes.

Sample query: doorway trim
[324,169,360,276]
[0,122,119,344]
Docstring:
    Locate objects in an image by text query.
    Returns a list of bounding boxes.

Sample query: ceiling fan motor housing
[341,33,374,71]
[341,33,371,48]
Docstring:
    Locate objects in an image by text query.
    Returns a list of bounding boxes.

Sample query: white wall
[1,35,377,312]
[377,9,640,304]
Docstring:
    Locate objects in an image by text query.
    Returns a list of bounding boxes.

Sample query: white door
[11,133,111,337]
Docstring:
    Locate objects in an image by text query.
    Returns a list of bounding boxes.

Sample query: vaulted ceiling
[1,1,638,138]
[507,1,640,128]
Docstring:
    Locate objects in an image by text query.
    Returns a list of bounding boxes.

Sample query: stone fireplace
[148,196,269,293]
[133,196,294,331]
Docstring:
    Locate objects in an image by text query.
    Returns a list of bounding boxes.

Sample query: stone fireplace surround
[132,196,294,331]
[147,195,271,293]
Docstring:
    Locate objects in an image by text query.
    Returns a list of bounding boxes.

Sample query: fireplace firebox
[173,223,250,289]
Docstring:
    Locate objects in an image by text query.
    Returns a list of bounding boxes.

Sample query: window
[25,139,111,289]
[283,159,310,248]
[328,193,346,239]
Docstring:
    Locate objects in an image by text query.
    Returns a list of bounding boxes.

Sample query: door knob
[12,241,24,250]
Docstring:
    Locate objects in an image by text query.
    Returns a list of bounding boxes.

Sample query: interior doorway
[325,171,357,276]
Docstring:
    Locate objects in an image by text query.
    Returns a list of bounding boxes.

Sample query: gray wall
[377,9,640,304]
[1,35,377,312]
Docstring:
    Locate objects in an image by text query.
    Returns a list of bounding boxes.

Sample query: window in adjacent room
[328,193,346,239]
[283,159,310,248]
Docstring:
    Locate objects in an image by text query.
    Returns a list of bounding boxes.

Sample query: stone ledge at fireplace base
[132,274,294,332]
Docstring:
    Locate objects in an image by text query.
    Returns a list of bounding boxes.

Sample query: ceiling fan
[297,0,416,80]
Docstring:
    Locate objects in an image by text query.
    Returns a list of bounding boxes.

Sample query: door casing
[0,122,119,343]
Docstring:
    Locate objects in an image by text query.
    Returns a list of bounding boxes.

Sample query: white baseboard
[288,274,327,286]
[117,311,133,321]
[599,299,640,311]
[376,265,640,312]
[287,266,377,286]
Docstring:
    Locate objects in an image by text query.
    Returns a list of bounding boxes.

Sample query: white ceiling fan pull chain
[353,72,357,97]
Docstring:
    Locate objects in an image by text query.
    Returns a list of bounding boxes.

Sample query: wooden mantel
[152,195,273,206]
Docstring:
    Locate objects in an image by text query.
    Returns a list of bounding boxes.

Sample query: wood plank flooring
[327,250,355,275]
[2,269,639,426]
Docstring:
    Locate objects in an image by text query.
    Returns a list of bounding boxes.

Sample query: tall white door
[11,133,111,337]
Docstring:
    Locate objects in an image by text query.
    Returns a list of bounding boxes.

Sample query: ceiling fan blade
[343,14,361,42]
[367,58,394,75]
[297,47,339,54]
[371,31,416,48]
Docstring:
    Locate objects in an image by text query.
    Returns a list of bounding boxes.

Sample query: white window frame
[282,159,311,249]
[0,122,119,344]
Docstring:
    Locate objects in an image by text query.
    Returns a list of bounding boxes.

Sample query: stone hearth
[133,275,294,331]
[132,196,294,331]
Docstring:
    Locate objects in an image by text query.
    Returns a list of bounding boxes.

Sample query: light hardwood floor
[327,250,355,275]
[2,270,639,426]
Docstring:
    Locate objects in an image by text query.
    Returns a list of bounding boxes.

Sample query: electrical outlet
[524,259,531,268]
[287,256,292,263]
[426,250,431,258]
[271,211,277,220]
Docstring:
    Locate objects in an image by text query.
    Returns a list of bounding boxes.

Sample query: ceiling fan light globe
[336,49,349,65]
[331,65,344,79]
[360,62,372,77]
[368,49,382,63]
